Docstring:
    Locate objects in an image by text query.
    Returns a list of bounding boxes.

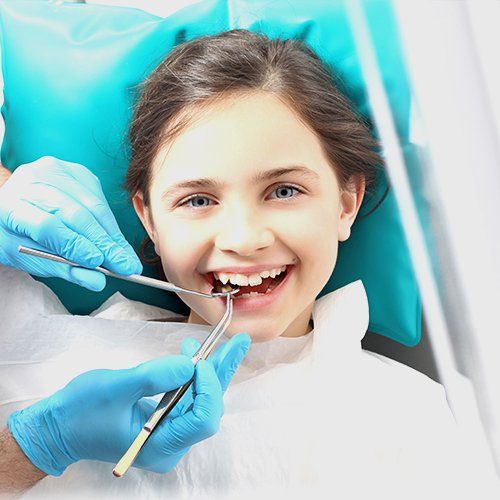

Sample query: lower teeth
[238,290,270,299]
[215,271,286,298]
[217,285,274,298]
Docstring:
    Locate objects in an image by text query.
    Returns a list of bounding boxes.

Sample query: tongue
[234,276,274,296]
[234,273,287,296]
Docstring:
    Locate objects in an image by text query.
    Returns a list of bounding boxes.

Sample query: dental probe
[112,291,235,477]
[17,245,231,298]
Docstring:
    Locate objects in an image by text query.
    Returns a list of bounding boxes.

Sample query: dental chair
[0,0,430,373]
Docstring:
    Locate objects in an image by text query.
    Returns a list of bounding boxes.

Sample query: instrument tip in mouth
[210,287,240,298]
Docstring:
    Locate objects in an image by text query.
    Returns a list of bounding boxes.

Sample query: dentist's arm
[0,427,46,494]
[0,156,142,290]
[0,333,250,495]
[0,164,10,187]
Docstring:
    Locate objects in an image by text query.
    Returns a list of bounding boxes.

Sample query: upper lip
[204,264,293,275]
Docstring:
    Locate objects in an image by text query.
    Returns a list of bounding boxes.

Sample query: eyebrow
[161,166,320,201]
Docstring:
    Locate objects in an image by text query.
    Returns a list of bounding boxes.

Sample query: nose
[214,203,274,255]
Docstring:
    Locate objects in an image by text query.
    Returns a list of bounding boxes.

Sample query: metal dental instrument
[17,245,233,298]
[112,291,235,477]
[17,245,239,476]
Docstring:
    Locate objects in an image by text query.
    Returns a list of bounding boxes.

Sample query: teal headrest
[0,0,420,345]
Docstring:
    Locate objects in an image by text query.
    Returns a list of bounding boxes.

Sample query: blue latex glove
[0,156,142,291]
[7,333,251,476]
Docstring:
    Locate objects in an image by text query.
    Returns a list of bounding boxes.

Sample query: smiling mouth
[205,266,291,299]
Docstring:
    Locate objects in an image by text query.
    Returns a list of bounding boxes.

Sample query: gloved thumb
[182,333,251,393]
[211,333,251,392]
[116,355,195,401]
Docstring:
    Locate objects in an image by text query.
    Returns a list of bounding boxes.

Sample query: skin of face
[133,91,365,342]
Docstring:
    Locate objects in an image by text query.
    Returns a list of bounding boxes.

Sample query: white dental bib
[0,265,497,499]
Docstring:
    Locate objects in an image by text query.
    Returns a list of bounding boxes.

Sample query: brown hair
[124,29,385,268]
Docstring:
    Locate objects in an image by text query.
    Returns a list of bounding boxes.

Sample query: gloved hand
[8,333,251,476]
[0,156,142,291]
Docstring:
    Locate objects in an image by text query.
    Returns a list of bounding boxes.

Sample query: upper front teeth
[214,265,287,286]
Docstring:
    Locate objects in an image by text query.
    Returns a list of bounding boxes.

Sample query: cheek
[294,204,340,290]
[153,219,199,284]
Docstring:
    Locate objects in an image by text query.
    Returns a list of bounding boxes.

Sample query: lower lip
[212,265,295,312]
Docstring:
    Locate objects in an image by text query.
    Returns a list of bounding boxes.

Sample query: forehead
[150,92,332,187]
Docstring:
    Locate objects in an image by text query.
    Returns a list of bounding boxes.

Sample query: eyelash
[178,184,305,210]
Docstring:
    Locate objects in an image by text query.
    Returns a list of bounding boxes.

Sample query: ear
[338,175,366,242]
[132,191,160,253]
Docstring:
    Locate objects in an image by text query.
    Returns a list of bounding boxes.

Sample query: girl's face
[133,92,364,342]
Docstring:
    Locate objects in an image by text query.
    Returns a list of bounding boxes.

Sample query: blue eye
[270,185,301,200]
[182,195,213,209]
[179,184,304,209]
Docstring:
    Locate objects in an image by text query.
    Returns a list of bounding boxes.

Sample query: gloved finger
[181,334,250,393]
[3,199,103,268]
[25,183,137,276]
[179,338,201,411]
[156,360,223,452]
[57,160,142,273]
[117,355,195,401]
[29,157,141,274]
[166,387,194,419]
[164,337,198,416]
[0,229,105,290]
[207,333,251,393]
[69,267,106,292]
[181,337,201,358]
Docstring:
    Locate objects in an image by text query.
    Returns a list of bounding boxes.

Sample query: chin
[224,325,280,343]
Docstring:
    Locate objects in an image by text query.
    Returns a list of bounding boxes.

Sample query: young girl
[16,29,497,498]
[127,29,379,343]
[121,29,493,497]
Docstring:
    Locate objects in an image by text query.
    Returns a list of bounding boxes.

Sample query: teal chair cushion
[0,0,421,346]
